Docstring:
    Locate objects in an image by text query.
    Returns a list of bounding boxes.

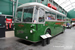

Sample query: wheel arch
[44,27,51,35]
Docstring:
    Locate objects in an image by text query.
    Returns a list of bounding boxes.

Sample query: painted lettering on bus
[55,23,61,25]
[18,24,24,27]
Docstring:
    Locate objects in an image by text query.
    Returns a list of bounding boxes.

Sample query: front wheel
[46,29,51,44]
[41,29,51,46]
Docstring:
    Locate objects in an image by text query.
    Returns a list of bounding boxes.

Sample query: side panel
[15,21,64,42]
[33,21,64,42]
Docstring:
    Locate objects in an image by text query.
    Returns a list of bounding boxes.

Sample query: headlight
[30,30,33,33]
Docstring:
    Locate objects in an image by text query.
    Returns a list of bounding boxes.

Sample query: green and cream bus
[14,2,66,44]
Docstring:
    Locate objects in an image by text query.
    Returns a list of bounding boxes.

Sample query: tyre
[45,29,51,44]
[41,29,51,46]
[62,26,65,33]
[46,29,51,35]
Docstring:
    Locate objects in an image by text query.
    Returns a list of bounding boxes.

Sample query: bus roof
[18,2,66,17]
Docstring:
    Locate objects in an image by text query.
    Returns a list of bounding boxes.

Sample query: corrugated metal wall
[67,9,75,18]
[0,0,66,15]
[0,0,13,15]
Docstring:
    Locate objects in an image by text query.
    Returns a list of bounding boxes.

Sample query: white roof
[54,0,75,12]
[18,2,66,17]
[0,14,13,17]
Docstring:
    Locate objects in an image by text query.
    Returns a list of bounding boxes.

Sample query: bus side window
[39,8,45,22]
[33,7,38,23]
[57,15,62,21]
[45,12,55,20]
[51,15,55,20]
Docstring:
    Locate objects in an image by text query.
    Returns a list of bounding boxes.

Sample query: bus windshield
[16,9,22,22]
[23,7,34,22]
[16,6,45,23]
[16,7,34,22]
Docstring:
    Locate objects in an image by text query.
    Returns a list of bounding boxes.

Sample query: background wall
[0,0,13,15]
[67,9,75,19]
[0,0,67,15]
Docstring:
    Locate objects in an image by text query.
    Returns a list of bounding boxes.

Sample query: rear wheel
[62,26,65,33]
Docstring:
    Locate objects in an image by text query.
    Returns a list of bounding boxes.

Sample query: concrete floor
[0,28,75,50]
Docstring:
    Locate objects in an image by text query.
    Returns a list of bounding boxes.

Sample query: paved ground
[0,27,75,50]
